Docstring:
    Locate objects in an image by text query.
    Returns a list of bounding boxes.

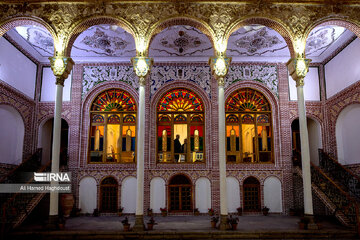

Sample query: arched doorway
[291,118,322,165]
[243,177,261,212]
[100,177,118,213]
[38,118,69,165]
[168,174,193,212]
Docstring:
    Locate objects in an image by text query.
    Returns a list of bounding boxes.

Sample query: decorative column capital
[131,56,153,86]
[209,55,231,87]
[49,56,74,86]
[286,57,311,87]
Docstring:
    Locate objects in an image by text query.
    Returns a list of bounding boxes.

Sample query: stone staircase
[294,149,360,234]
[0,149,49,237]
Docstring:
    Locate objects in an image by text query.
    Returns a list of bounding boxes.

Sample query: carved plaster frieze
[225,65,278,96]
[82,65,138,98]
[150,65,212,98]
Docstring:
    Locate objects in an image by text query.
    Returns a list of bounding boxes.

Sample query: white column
[218,84,228,215]
[49,83,63,217]
[135,83,145,216]
[296,84,314,215]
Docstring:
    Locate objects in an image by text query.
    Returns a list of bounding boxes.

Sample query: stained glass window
[157,88,205,164]
[225,88,273,164]
[91,89,136,112]
[158,88,203,112]
[225,88,270,112]
[89,89,136,164]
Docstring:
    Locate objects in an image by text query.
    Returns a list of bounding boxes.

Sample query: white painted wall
[307,118,322,166]
[226,177,240,213]
[289,67,320,101]
[0,37,37,99]
[195,177,211,213]
[121,176,137,213]
[325,38,360,98]
[79,177,97,214]
[40,67,72,101]
[0,105,24,164]
[38,119,53,165]
[150,177,165,213]
[264,176,282,213]
[336,104,360,165]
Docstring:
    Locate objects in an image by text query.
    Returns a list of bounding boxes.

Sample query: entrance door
[100,177,118,212]
[243,177,260,212]
[168,175,192,212]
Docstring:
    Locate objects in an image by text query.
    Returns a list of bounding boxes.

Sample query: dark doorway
[100,177,118,213]
[168,174,192,212]
[243,177,261,212]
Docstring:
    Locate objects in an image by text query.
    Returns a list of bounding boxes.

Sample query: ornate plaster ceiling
[227,25,289,57]
[6,24,356,64]
[149,25,213,57]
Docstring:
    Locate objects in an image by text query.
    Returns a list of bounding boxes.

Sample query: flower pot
[298,222,307,230]
[60,194,74,217]
[58,223,65,230]
[161,212,167,217]
[211,221,217,228]
[123,223,130,231]
[263,210,269,216]
[194,212,200,216]
[231,223,238,230]
[147,223,154,230]
[208,212,214,216]
[118,212,123,216]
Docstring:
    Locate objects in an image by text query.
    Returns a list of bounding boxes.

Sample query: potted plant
[121,217,131,231]
[147,217,157,230]
[93,208,99,217]
[289,208,296,216]
[227,215,239,230]
[208,208,214,216]
[194,208,200,216]
[298,217,309,229]
[58,216,65,230]
[210,216,219,228]
[236,207,243,216]
[118,207,124,216]
[262,206,270,216]
[147,208,153,217]
[160,207,167,217]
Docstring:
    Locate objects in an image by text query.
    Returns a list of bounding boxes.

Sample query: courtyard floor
[11,215,357,239]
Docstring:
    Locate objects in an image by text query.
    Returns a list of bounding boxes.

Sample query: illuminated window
[157,88,205,163]
[88,89,136,163]
[225,88,273,163]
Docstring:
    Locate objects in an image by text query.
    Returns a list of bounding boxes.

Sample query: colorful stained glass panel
[108,114,120,124]
[158,88,204,112]
[225,88,270,112]
[91,89,136,112]
[92,114,105,123]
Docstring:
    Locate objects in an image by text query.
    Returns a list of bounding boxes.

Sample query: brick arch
[333,101,360,125]
[305,18,360,42]
[226,17,295,58]
[0,16,57,41]
[149,81,212,169]
[168,173,193,185]
[289,113,324,127]
[241,175,261,185]
[148,16,215,55]
[65,16,136,57]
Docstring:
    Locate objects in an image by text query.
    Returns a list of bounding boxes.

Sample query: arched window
[157,88,205,163]
[88,89,137,163]
[225,88,273,163]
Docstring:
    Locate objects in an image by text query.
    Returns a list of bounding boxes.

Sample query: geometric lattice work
[91,89,136,112]
[225,88,270,112]
[158,88,204,112]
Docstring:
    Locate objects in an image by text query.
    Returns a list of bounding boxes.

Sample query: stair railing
[0,148,42,183]
[319,149,360,200]
[0,160,51,236]
[311,162,360,234]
